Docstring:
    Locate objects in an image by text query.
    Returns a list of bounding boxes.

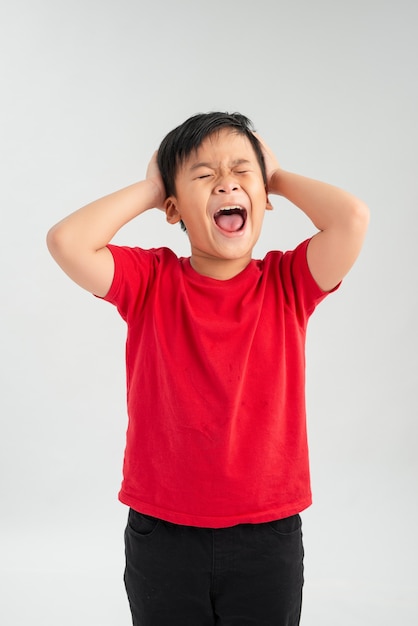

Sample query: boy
[47,112,369,625]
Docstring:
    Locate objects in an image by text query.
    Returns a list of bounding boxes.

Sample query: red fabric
[102,239,336,528]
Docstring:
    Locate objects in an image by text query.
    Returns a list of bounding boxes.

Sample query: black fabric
[124,509,304,625]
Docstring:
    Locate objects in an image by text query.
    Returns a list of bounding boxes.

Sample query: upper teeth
[216,206,243,214]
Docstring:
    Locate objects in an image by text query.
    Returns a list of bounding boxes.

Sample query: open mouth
[213,206,247,233]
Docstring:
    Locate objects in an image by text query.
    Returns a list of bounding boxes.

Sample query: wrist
[268,168,284,196]
[142,178,166,211]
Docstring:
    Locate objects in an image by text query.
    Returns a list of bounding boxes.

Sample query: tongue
[216,213,244,232]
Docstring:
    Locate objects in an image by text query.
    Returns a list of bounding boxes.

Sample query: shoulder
[102,245,180,310]
[107,244,179,271]
[262,238,309,275]
[262,238,338,316]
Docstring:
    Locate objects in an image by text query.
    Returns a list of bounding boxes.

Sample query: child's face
[165,129,270,278]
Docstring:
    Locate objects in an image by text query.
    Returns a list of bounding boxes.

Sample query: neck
[189,252,252,280]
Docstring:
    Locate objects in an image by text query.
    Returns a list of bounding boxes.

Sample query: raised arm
[46,153,166,297]
[259,136,370,291]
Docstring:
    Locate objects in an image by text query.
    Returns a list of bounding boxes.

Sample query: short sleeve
[274,238,340,324]
[100,245,159,322]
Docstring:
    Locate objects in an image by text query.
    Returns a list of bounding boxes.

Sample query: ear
[165,197,182,224]
[266,194,274,211]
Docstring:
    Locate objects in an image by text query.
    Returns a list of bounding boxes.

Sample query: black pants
[124,509,304,625]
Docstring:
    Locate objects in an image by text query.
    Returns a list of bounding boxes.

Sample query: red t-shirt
[102,239,336,528]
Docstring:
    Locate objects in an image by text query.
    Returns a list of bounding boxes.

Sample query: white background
[1,0,417,624]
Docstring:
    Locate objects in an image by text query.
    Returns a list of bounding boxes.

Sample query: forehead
[183,129,258,169]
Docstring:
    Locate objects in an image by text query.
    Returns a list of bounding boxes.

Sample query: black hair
[157,112,267,199]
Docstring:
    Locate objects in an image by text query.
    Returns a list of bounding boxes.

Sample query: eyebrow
[189,158,252,171]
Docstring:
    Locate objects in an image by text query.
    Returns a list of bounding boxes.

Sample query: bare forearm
[269,169,369,231]
[47,179,160,255]
[258,134,369,290]
[46,177,164,296]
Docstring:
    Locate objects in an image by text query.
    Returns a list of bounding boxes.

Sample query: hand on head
[146,151,167,211]
[253,133,281,192]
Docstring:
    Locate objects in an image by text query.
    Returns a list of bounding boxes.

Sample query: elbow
[46,223,62,259]
[347,199,370,237]
[341,198,370,234]
[355,199,370,224]
[46,222,74,262]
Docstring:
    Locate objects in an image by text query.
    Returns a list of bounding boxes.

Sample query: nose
[214,178,240,194]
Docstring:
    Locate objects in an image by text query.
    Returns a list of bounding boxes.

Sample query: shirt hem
[118,491,312,528]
